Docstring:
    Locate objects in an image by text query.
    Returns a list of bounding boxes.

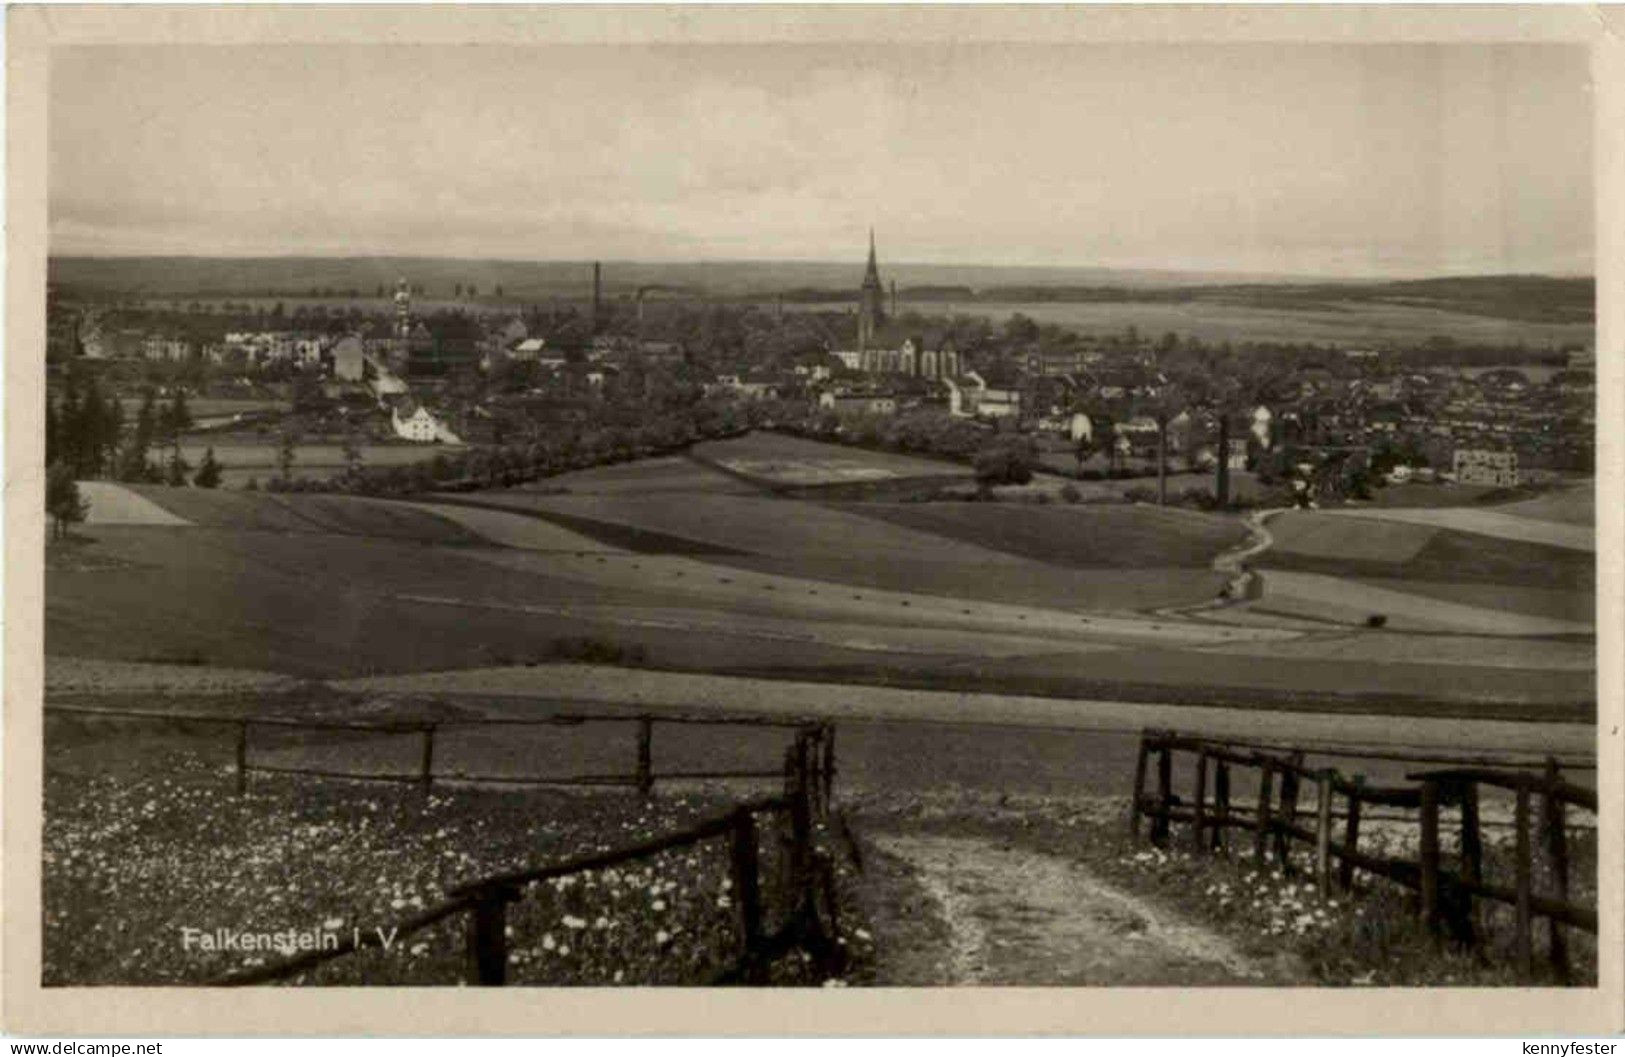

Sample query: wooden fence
[45,702,836,808]
[1129,728,1597,982]
[210,727,840,986]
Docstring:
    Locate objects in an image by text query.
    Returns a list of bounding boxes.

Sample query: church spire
[858,227,885,352]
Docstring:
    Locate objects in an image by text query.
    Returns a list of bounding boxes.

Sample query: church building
[840,232,960,382]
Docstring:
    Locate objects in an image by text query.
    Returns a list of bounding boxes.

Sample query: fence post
[1276,753,1304,872]
[1543,758,1571,983]
[804,727,823,814]
[1151,743,1173,848]
[1191,751,1209,855]
[235,721,249,796]
[420,724,437,796]
[1129,732,1151,838]
[1514,777,1533,979]
[1254,760,1275,866]
[822,723,836,815]
[1212,759,1231,853]
[730,807,764,985]
[1419,779,1441,936]
[636,717,654,797]
[467,884,517,986]
[790,739,813,902]
[1458,780,1483,946]
[1339,775,1364,891]
[1315,770,1333,900]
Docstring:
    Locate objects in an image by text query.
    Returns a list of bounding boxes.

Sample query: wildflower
[541,933,557,952]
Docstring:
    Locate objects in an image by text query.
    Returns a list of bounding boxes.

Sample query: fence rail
[1130,728,1597,983]
[46,703,837,804]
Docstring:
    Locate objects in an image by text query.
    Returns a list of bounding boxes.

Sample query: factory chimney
[592,262,602,334]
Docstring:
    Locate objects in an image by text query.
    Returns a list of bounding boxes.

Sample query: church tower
[858,228,885,352]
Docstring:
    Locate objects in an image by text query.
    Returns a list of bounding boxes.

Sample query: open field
[1317,506,1593,552]
[336,664,1596,745]
[544,457,754,497]
[78,482,193,526]
[116,397,288,420]
[1267,510,1437,564]
[1351,579,1593,625]
[1257,522,1593,592]
[1491,484,1594,526]
[842,502,1247,569]
[1253,571,1593,636]
[126,486,482,543]
[171,443,458,487]
[455,490,1031,566]
[818,298,1593,349]
[689,432,972,488]
[50,448,1596,709]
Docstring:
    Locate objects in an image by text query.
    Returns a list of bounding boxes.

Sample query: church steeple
[858,228,885,351]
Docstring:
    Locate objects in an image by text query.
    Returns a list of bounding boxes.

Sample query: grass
[960,298,1592,349]
[127,486,484,543]
[690,432,974,487]
[1352,578,1594,624]
[43,716,860,986]
[839,502,1248,569]
[456,489,1031,567]
[1259,526,1593,591]
[1268,511,1437,564]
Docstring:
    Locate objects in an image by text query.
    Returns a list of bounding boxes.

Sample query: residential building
[1453,448,1519,487]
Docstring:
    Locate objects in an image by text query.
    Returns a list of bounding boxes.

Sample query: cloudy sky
[49,42,1593,277]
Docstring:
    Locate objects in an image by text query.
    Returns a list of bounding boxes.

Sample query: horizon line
[45,251,1596,286]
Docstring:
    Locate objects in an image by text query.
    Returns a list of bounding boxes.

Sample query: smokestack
[592,262,602,333]
[890,279,898,318]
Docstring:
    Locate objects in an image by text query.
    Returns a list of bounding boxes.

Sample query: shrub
[973,439,1036,486]
[1124,485,1158,504]
[1059,483,1082,504]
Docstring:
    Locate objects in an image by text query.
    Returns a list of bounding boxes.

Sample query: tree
[1139,377,1190,506]
[119,388,158,482]
[973,437,1036,487]
[46,460,88,540]
[341,430,364,484]
[193,447,223,488]
[276,429,299,483]
[1073,431,1096,473]
[160,389,192,440]
[164,447,191,487]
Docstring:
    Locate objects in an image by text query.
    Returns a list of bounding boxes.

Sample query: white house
[391,401,462,444]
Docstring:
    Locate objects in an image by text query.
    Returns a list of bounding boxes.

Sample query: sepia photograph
[5,2,1622,1040]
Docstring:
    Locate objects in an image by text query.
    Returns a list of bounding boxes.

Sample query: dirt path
[858,832,1271,985]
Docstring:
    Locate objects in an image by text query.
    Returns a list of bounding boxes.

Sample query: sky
[48,42,1594,277]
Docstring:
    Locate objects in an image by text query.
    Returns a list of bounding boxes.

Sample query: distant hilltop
[46,254,1591,300]
[48,256,1593,330]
